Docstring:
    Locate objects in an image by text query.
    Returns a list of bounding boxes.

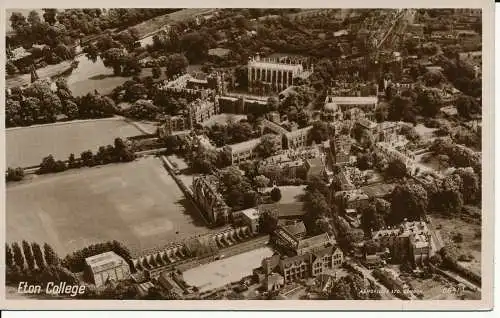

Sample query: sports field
[6,157,208,257]
[129,9,217,38]
[6,118,143,168]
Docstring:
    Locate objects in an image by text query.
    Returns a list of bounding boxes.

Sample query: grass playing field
[6,117,143,168]
[129,9,217,38]
[6,157,208,257]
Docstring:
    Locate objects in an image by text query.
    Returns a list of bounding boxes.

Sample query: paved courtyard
[182,246,275,292]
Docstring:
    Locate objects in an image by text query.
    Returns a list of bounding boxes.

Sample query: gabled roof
[296,233,330,250]
[311,245,334,260]
[282,221,307,238]
[280,253,310,268]
[260,203,306,218]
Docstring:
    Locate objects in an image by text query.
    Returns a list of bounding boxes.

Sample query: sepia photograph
[1,1,494,311]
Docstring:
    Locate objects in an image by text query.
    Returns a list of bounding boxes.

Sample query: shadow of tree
[88,74,117,80]
[175,197,207,227]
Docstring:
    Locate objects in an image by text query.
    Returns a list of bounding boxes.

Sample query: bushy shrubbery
[36,138,135,175]
[6,167,25,182]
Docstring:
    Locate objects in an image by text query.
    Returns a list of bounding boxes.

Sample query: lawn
[182,246,275,293]
[433,215,482,275]
[263,185,306,203]
[6,117,144,168]
[6,157,208,257]
[414,123,438,140]
[129,9,217,38]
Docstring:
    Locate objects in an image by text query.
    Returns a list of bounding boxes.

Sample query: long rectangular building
[248,55,311,93]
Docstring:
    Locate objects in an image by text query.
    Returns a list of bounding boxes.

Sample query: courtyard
[201,114,248,127]
[6,157,209,257]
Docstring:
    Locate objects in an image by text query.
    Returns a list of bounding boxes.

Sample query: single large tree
[454,168,480,205]
[22,240,36,271]
[43,243,60,266]
[42,9,58,25]
[254,175,270,190]
[31,242,45,270]
[102,48,127,75]
[270,187,282,202]
[417,89,442,117]
[28,10,42,26]
[180,31,212,62]
[386,159,408,179]
[256,135,280,158]
[12,242,25,269]
[390,182,428,223]
[456,95,481,119]
[165,53,189,78]
[5,243,14,268]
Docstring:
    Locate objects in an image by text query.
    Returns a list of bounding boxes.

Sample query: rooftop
[248,58,304,73]
[280,253,310,268]
[225,137,262,152]
[240,207,260,220]
[296,233,331,251]
[440,106,458,116]
[281,221,307,238]
[357,118,377,129]
[329,96,378,105]
[360,183,396,198]
[260,202,306,218]
[339,189,370,202]
[85,251,127,273]
[208,48,231,57]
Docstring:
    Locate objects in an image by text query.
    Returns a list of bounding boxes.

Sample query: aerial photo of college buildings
[5,8,483,301]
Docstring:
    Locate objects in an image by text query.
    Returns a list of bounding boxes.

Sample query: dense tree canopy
[390,182,428,223]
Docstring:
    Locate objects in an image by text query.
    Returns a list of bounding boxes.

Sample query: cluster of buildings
[253,221,344,291]
[159,97,220,137]
[221,134,282,165]
[365,220,438,268]
[257,146,322,180]
[157,72,231,137]
[374,141,417,175]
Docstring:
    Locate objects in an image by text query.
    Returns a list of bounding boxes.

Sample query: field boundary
[160,155,210,226]
[6,116,128,132]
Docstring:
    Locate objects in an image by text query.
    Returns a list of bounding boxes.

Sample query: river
[8,53,203,97]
